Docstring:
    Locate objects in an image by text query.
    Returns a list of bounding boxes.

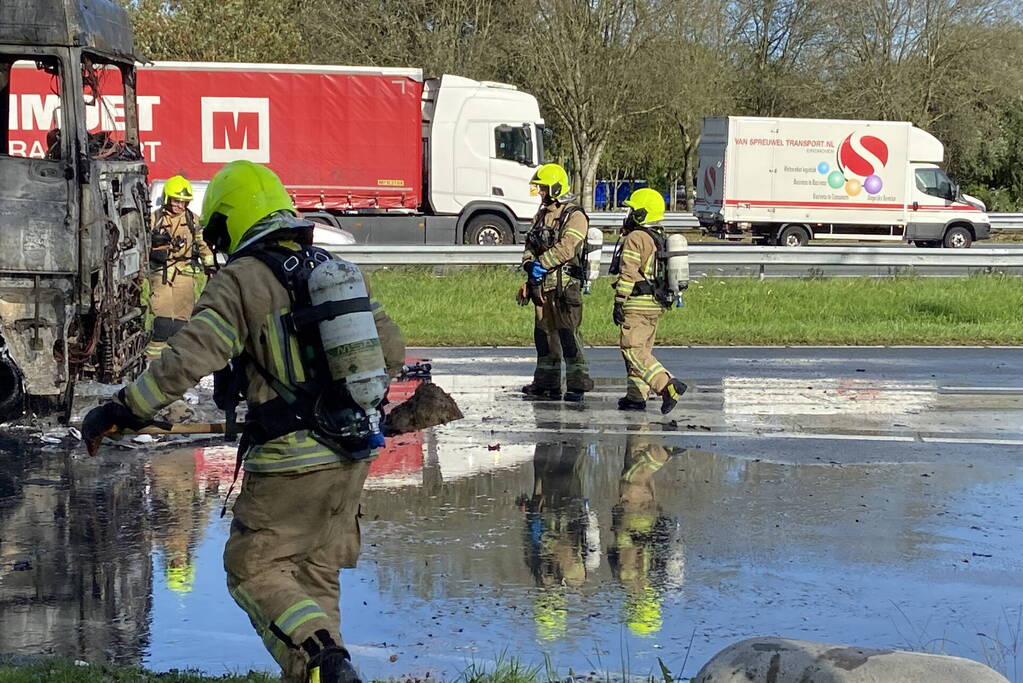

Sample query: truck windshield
[915,168,955,201]
[495,124,532,165]
[2,56,64,160]
[81,55,142,161]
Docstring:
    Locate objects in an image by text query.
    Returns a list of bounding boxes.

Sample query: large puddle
[1,365,1022,681]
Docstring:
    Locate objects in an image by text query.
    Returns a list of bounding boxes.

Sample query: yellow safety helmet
[623,187,665,225]
[163,175,193,203]
[200,161,296,254]
[165,562,196,594]
[530,163,570,201]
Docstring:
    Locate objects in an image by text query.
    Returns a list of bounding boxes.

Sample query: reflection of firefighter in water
[148,449,216,594]
[609,433,685,637]
[518,437,601,641]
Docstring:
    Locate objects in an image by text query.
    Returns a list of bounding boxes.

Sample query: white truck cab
[425,75,545,244]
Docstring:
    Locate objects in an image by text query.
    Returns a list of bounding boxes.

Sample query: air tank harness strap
[289,297,372,329]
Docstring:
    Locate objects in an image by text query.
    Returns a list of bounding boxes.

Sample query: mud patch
[385,383,463,436]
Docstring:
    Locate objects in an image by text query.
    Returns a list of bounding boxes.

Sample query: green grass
[0,657,275,682]
[0,656,547,683]
[370,268,1023,346]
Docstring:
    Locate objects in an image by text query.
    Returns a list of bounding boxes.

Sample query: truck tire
[464,213,513,245]
[778,225,810,247]
[943,226,973,249]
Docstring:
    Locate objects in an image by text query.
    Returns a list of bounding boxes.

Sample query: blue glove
[530,261,548,280]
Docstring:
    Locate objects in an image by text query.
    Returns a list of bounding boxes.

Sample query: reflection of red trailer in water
[370,360,431,484]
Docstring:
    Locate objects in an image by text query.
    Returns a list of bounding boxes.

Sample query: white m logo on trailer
[200,97,270,163]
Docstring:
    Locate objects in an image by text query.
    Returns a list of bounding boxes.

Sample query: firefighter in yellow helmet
[609,188,687,412]
[82,161,406,683]
[145,175,215,359]
[519,163,594,402]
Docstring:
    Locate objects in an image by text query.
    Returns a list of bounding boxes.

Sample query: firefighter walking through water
[610,188,688,413]
[82,161,406,683]
[145,175,214,359]
[519,163,594,402]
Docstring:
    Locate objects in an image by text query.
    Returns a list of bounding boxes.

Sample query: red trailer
[9,60,546,245]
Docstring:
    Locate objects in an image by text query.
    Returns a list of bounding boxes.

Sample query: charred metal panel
[0,276,71,396]
[0,0,140,61]
[0,157,75,273]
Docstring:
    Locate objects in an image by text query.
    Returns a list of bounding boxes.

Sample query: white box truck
[694,117,991,248]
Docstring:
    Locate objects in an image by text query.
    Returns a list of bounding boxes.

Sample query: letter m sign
[201,97,270,163]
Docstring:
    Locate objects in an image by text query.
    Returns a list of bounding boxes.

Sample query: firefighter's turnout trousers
[533,282,592,393]
[225,462,370,681]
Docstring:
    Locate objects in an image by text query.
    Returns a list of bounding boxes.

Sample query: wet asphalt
[0,347,1021,681]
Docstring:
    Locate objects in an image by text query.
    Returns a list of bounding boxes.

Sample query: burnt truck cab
[0,0,150,420]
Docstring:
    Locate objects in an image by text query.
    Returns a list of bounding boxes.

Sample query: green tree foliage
[120,0,1023,209]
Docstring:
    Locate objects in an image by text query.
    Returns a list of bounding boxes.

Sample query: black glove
[150,232,172,265]
[522,261,534,275]
[81,395,148,456]
[613,301,625,326]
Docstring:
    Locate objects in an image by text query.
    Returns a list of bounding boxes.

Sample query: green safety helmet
[623,187,665,225]
[530,163,570,200]
[163,175,193,203]
[200,161,297,254]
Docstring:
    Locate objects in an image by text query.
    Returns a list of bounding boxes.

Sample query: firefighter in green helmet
[519,163,595,402]
[83,160,406,683]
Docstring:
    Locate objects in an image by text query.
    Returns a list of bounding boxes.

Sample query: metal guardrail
[325,244,1023,277]
[587,212,1023,232]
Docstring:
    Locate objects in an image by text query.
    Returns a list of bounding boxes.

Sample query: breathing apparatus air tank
[666,234,690,307]
[307,258,389,449]
[583,227,604,294]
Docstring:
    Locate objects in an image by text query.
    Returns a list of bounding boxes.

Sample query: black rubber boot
[617,396,647,411]
[522,384,562,400]
[660,379,688,415]
[307,646,361,683]
[563,390,585,403]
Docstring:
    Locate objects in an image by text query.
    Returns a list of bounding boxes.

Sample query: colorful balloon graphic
[827,171,845,189]
[838,134,889,177]
[817,161,830,175]
[845,178,862,196]
[864,174,883,195]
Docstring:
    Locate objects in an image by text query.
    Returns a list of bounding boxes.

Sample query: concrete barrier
[692,637,1008,683]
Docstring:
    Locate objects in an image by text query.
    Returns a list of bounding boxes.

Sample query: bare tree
[523,0,661,210]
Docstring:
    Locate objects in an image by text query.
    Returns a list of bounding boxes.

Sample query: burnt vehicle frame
[0,0,151,421]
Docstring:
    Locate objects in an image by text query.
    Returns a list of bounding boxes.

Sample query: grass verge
[0,657,275,682]
[0,656,544,683]
[370,269,1023,346]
